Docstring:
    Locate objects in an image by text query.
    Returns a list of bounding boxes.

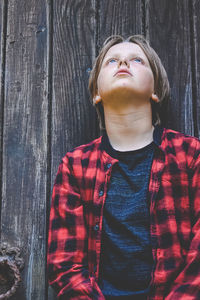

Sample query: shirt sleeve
[165,139,200,300]
[47,156,105,299]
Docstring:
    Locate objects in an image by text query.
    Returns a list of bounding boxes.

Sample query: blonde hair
[88,35,170,129]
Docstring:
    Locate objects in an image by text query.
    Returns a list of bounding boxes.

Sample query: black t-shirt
[99,133,155,299]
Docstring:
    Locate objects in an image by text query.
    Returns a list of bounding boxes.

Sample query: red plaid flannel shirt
[47,127,200,300]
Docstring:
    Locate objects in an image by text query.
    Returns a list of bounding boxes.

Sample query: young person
[47,35,200,300]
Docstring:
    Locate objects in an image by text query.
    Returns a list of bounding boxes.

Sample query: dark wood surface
[192,0,200,138]
[98,0,144,46]
[0,1,3,218]
[51,0,98,181]
[146,0,194,135]
[0,1,199,299]
[0,0,48,299]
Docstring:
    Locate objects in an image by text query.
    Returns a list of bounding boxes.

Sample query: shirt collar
[101,125,164,154]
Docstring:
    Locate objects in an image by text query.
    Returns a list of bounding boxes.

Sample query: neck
[104,102,154,151]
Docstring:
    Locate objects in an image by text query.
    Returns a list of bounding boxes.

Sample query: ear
[151,93,159,103]
[93,95,102,105]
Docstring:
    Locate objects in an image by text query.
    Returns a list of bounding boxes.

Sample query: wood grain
[1,0,48,299]
[0,1,3,207]
[191,0,200,138]
[51,0,98,183]
[98,0,144,46]
[146,0,194,135]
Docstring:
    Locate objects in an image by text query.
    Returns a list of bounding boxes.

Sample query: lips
[114,68,132,76]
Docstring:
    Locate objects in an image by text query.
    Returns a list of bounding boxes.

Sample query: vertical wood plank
[1,0,48,299]
[51,0,97,182]
[0,0,5,214]
[98,0,144,46]
[146,0,194,135]
[0,1,2,73]
[0,1,2,119]
[49,0,97,298]
[191,0,200,138]
[0,1,2,209]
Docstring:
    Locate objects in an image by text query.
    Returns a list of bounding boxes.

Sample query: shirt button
[107,163,112,169]
[99,190,104,197]
[94,224,99,231]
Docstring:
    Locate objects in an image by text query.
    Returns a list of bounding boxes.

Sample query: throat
[106,125,154,152]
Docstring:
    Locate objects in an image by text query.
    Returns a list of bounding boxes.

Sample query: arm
[47,156,105,299]
[165,140,200,300]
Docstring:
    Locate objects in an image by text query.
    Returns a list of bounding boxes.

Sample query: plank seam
[0,0,8,234]
[141,0,147,37]
[45,0,53,298]
[95,0,100,56]
[188,0,198,138]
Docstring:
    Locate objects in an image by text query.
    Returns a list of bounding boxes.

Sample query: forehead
[104,42,146,58]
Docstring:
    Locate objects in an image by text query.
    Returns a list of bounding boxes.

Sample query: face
[95,42,155,105]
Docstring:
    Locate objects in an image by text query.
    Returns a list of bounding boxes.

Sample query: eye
[108,58,117,64]
[133,57,143,63]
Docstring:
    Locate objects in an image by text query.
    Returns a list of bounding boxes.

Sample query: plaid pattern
[47,127,200,300]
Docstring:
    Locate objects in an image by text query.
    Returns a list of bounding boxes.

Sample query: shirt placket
[94,160,115,280]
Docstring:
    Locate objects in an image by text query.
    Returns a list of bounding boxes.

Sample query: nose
[118,58,130,68]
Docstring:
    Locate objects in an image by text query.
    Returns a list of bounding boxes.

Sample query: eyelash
[132,57,143,63]
[108,58,117,64]
[107,57,144,64]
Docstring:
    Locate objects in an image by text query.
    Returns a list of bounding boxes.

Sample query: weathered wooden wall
[0,0,199,299]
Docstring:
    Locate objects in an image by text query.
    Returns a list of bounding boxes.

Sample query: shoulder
[163,128,200,147]
[61,136,102,167]
[162,128,200,166]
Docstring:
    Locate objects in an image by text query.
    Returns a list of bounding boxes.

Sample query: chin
[100,84,152,100]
